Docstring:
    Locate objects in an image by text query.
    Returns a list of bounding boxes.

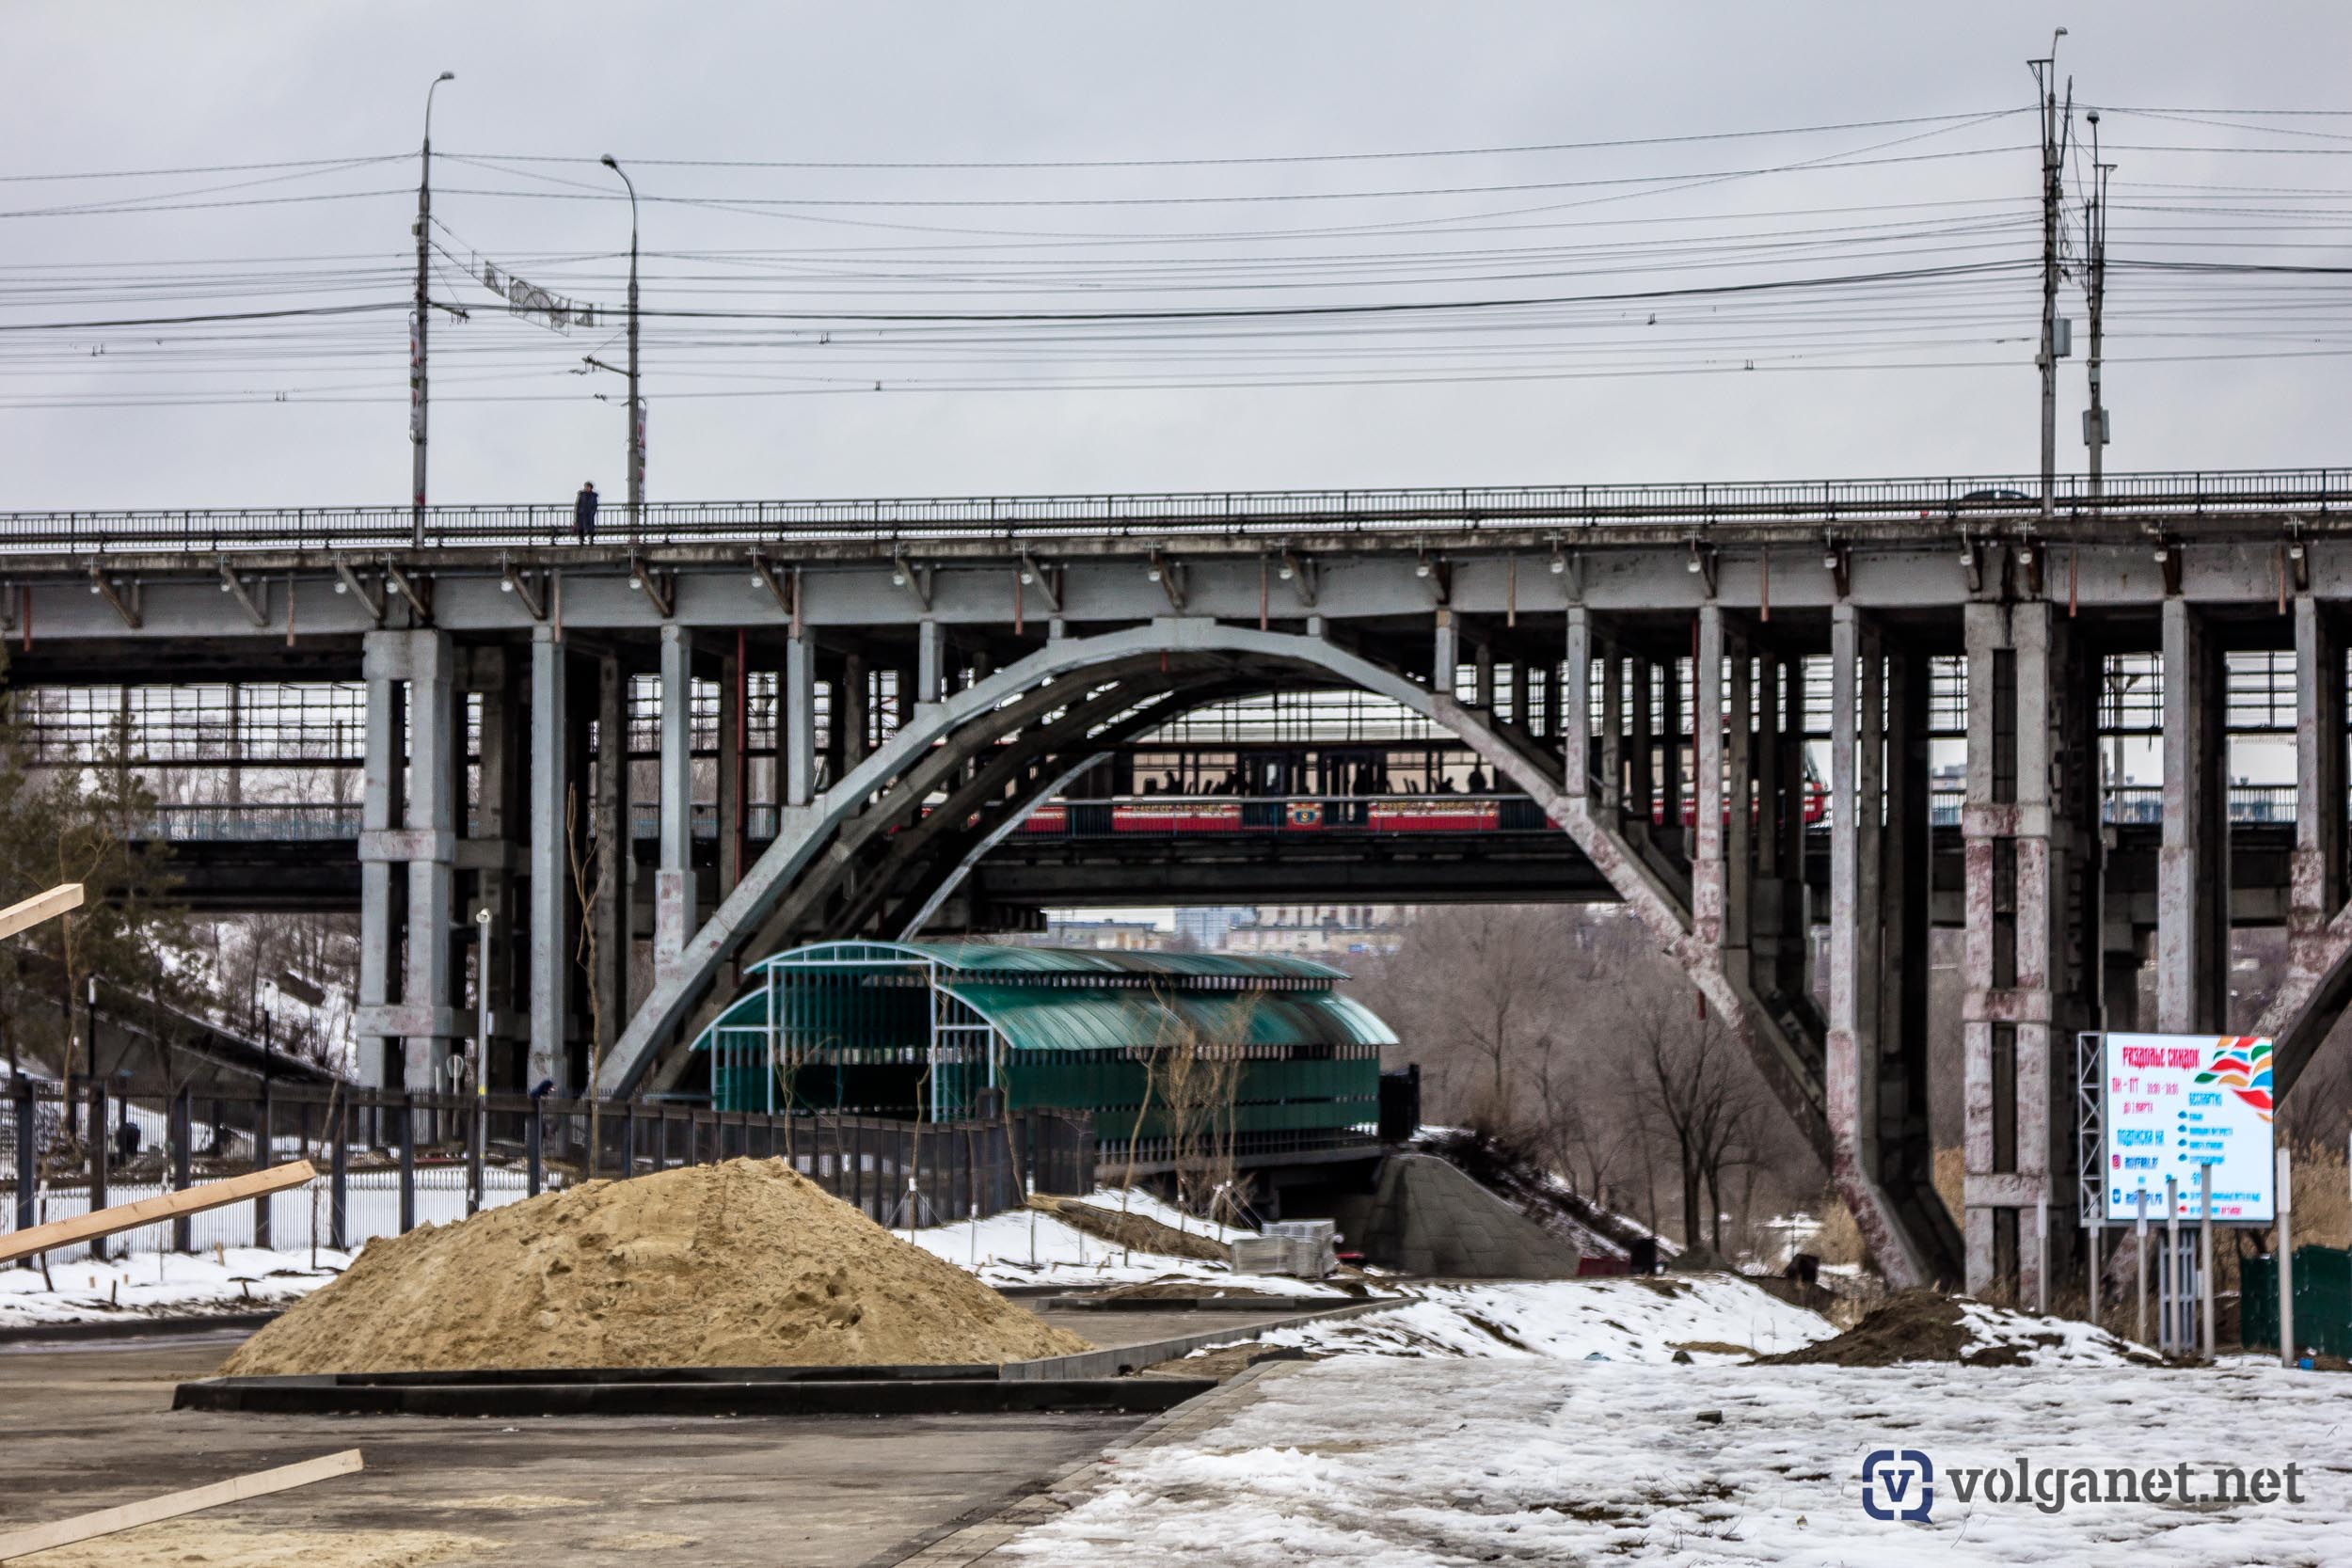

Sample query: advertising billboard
[2101,1033,2276,1223]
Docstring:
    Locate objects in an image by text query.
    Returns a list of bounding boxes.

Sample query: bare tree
[1618,978,1765,1258]
[564,784,604,1176]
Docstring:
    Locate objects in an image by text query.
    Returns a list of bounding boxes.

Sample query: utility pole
[2085,110,2113,499]
[600,155,644,539]
[412,71,455,551]
[2031,31,2069,519]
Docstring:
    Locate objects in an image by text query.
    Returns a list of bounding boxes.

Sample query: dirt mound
[1756,1290,1974,1366]
[1757,1289,2159,1369]
[223,1158,1090,1374]
[1029,1195,1231,1262]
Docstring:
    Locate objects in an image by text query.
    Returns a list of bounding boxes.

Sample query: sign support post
[2134,1188,2149,1347]
[2198,1163,2216,1362]
[2278,1145,2296,1369]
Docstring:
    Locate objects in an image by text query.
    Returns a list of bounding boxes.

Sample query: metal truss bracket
[1957,536,1983,595]
[87,565,141,629]
[215,559,268,627]
[1278,549,1319,609]
[2286,530,2311,594]
[1552,542,1582,603]
[1149,551,1186,612]
[333,558,386,624]
[749,549,794,617]
[2153,538,2184,597]
[499,556,548,622]
[627,554,675,620]
[1822,538,1851,600]
[2015,536,2045,599]
[1018,552,1062,614]
[890,552,933,612]
[383,558,434,624]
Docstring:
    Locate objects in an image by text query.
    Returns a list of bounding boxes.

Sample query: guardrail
[4,468,2348,553]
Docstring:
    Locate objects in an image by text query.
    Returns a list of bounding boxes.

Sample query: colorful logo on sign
[2194,1037,2274,1122]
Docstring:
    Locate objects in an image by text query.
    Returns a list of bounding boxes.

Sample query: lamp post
[471,905,491,1213]
[412,71,455,549]
[599,154,644,539]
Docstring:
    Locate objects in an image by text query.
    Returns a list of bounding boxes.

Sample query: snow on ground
[1952,1297,2153,1368]
[1,1246,352,1327]
[1245,1276,1836,1364]
[905,1191,1351,1298]
[1007,1357,2351,1567]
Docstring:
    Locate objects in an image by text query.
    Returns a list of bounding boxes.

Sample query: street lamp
[600,154,644,539]
[412,71,454,550]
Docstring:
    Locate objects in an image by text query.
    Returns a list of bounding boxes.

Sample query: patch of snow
[1245,1276,1836,1364]
[1,1244,352,1327]
[1007,1356,2351,1566]
[1953,1298,2153,1368]
[907,1196,1350,1298]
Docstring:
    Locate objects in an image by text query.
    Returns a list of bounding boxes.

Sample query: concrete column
[1724,635,1754,957]
[1754,657,1782,880]
[592,653,626,1059]
[1827,602,1874,1227]
[1597,646,1623,818]
[357,634,405,1090]
[403,628,457,1093]
[2289,594,2347,994]
[472,650,520,1089]
[1692,605,1726,949]
[1960,601,2009,1296]
[1432,610,1459,698]
[1472,639,1495,712]
[916,619,946,705]
[1628,658,1654,832]
[2158,598,2230,1032]
[1659,653,1682,842]
[1563,608,1593,800]
[1510,657,1533,737]
[528,629,569,1093]
[718,640,743,900]
[786,634,817,807]
[655,624,696,980]
[841,653,870,764]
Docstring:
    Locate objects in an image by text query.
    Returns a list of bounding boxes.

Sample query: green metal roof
[745,940,1348,988]
[938,982,1396,1056]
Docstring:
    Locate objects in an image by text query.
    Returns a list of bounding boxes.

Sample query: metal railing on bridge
[8,468,2352,554]
[139,785,2306,846]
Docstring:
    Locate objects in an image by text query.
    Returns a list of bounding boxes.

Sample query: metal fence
[3,1076,1096,1266]
[4,468,2349,553]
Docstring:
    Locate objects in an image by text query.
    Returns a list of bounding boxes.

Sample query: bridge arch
[597,614,1929,1283]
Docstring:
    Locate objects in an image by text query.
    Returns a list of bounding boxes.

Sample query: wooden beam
[0,1160,316,1266]
[0,882,82,943]
[0,1449,363,1561]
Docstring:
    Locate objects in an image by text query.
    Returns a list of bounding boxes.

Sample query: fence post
[466,1092,485,1216]
[527,1099,544,1197]
[622,1100,637,1178]
[88,1080,109,1262]
[329,1102,348,1252]
[399,1092,417,1234]
[253,1080,273,1250]
[170,1085,193,1252]
[2279,1146,2296,1370]
[12,1076,34,1233]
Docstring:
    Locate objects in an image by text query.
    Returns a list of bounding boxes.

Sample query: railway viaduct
[6,467,2352,1299]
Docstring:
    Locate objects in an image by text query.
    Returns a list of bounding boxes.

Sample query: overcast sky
[3,3,2347,510]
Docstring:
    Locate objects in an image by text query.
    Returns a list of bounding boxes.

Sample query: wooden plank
[0,1449,363,1560]
[0,883,83,943]
[0,1159,317,1267]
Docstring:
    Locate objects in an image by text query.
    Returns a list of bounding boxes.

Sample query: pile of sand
[222,1158,1090,1374]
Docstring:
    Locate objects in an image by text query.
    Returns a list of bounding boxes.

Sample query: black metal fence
[3,1075,1095,1265]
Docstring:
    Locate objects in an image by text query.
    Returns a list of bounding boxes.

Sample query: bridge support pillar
[1828,608,1957,1286]
[591,651,627,1068]
[2158,598,2231,1032]
[915,619,946,706]
[1563,606,1593,800]
[402,629,460,1098]
[1692,605,1725,949]
[786,633,816,807]
[1432,610,1458,698]
[528,627,569,1093]
[357,639,405,1090]
[2260,596,2352,1094]
[1962,598,2096,1302]
[655,624,696,984]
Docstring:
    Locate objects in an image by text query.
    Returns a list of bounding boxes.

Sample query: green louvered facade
[689,941,1390,1164]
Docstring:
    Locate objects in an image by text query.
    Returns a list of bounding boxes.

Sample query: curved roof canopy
[703,940,1394,1057]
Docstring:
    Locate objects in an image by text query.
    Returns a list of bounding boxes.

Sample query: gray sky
[3,3,2347,509]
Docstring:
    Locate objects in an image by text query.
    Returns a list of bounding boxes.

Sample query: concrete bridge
[8,465,2352,1299]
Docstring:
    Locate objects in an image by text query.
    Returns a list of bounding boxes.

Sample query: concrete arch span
[596,615,1947,1286]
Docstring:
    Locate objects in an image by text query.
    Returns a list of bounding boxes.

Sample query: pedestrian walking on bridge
[574,480,599,543]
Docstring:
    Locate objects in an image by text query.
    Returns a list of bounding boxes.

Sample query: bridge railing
[7,468,2350,553]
